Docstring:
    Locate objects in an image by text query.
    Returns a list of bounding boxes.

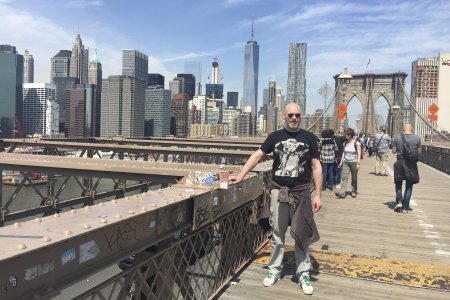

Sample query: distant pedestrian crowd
[317,125,421,212]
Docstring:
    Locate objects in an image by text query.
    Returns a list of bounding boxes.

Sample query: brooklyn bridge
[0,136,449,299]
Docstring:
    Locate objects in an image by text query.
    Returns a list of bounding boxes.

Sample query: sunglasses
[287,113,301,119]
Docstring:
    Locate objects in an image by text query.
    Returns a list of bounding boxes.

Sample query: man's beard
[285,121,300,132]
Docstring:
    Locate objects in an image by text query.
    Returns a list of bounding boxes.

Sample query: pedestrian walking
[373,127,392,176]
[335,128,361,198]
[229,103,322,295]
[367,134,374,157]
[392,124,421,213]
[332,131,346,190]
[319,129,338,191]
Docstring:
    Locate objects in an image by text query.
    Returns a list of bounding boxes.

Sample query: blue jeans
[334,159,342,185]
[395,181,413,210]
[321,162,335,189]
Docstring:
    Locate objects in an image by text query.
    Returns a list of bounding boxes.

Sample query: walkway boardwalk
[220,154,450,299]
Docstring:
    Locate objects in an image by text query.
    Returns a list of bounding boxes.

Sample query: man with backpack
[392,124,421,213]
[373,127,391,176]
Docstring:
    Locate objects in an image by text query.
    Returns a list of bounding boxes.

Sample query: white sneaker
[394,203,402,213]
[299,272,313,295]
[263,272,280,287]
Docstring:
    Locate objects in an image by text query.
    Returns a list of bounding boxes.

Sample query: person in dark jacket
[229,103,322,295]
[392,124,421,213]
[332,130,346,189]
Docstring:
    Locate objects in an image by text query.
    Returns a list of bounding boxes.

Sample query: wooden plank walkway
[219,154,450,299]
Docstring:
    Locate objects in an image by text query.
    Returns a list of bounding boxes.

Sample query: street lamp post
[391,103,400,136]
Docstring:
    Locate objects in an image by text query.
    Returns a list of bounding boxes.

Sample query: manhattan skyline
[2,0,450,115]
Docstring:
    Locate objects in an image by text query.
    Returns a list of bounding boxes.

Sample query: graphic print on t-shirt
[273,138,309,177]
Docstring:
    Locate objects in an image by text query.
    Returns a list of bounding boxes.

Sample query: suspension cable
[307,88,338,132]
[400,84,448,139]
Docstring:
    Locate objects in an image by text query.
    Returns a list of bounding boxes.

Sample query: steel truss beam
[0,167,269,300]
[0,140,257,161]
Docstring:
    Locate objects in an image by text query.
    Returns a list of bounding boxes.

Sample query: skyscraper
[0,44,23,138]
[171,93,189,137]
[286,42,307,113]
[23,50,34,83]
[22,83,58,136]
[88,49,102,137]
[410,52,450,139]
[65,84,95,138]
[145,87,171,137]
[51,49,79,132]
[176,74,196,100]
[70,34,89,84]
[185,61,202,95]
[101,75,145,137]
[51,50,71,79]
[411,57,438,139]
[242,21,259,117]
[262,88,269,106]
[205,59,224,100]
[148,73,165,88]
[122,49,148,85]
[267,80,277,133]
[227,91,238,108]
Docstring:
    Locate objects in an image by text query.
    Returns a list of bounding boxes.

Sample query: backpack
[401,134,419,163]
[373,133,384,153]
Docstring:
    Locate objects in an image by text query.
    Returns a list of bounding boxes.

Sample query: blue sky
[2,0,450,122]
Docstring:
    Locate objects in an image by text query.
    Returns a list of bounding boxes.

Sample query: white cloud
[0,3,130,82]
[223,0,260,7]
[158,52,209,63]
[65,0,103,9]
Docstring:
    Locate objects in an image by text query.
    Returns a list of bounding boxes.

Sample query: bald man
[391,124,421,213]
[230,103,322,295]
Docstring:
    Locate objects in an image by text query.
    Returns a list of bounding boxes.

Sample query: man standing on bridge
[230,102,322,295]
[392,123,421,213]
[373,126,391,176]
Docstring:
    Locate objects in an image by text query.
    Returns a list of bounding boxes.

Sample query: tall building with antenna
[242,19,259,118]
[205,58,223,100]
[70,34,89,84]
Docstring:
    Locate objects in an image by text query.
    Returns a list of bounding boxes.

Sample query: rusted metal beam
[0,166,269,300]
[0,153,189,183]
[95,137,262,150]
[0,139,257,159]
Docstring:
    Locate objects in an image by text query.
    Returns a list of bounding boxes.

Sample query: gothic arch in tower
[333,71,407,136]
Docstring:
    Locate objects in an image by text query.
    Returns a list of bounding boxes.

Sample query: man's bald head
[285,102,301,114]
[404,123,412,134]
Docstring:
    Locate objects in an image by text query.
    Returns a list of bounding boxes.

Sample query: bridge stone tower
[333,70,407,136]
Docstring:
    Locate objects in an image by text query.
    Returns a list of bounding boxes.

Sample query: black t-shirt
[260,128,319,187]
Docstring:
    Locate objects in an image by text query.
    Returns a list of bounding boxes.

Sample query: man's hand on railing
[229,175,244,184]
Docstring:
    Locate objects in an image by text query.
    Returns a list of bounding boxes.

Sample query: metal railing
[0,162,272,300]
[420,144,450,175]
[74,199,269,300]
